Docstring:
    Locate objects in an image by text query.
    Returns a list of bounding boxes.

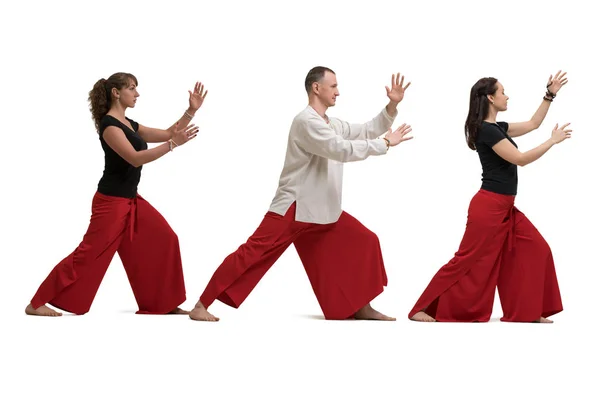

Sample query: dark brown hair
[465,77,498,150]
[304,66,335,94]
[88,72,138,132]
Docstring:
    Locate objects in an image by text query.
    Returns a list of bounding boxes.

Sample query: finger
[385,86,391,94]
[391,74,395,88]
[199,83,204,94]
[563,129,572,134]
[188,133,198,140]
[401,136,414,141]
[401,127,413,136]
[396,73,400,86]
[558,71,567,80]
[560,79,568,85]
[554,123,558,130]
[399,74,404,88]
[554,70,561,80]
[188,90,193,100]
[547,75,552,85]
[560,122,571,130]
[404,81,411,91]
[394,123,407,132]
[202,89,208,99]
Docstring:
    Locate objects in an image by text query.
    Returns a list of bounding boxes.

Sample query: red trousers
[409,189,563,322]
[200,203,388,320]
[30,192,186,315]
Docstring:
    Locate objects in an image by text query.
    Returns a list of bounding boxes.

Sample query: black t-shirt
[475,121,518,195]
[97,115,148,198]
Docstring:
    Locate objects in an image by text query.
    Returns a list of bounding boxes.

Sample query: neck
[484,108,498,123]
[108,104,127,120]
[308,97,328,119]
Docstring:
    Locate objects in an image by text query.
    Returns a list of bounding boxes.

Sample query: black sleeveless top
[97,115,148,198]
[475,121,518,195]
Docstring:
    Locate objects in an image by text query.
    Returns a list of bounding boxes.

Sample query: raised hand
[546,71,568,95]
[188,81,208,111]
[385,73,411,104]
[171,122,199,147]
[384,123,413,146]
[551,122,572,144]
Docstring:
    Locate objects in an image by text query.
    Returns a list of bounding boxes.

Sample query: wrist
[185,108,197,118]
[386,102,399,114]
[383,137,391,150]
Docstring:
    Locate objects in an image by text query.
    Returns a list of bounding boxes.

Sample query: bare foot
[354,304,396,321]
[410,311,436,322]
[25,303,62,317]
[535,317,554,323]
[168,307,190,315]
[189,302,219,322]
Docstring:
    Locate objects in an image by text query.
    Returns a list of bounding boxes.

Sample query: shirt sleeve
[99,115,115,136]
[497,121,509,132]
[295,114,388,162]
[479,123,508,148]
[338,107,397,140]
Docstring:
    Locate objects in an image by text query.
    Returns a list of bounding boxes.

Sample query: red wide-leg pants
[30,192,186,315]
[200,203,388,320]
[409,189,563,322]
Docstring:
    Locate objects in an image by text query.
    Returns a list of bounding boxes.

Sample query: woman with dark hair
[25,72,206,317]
[409,71,570,323]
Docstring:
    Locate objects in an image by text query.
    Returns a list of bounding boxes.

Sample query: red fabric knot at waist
[128,196,138,241]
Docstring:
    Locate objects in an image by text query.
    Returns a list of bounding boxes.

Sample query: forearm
[530,98,552,128]
[132,142,172,167]
[519,139,554,166]
[299,135,388,163]
[346,105,397,140]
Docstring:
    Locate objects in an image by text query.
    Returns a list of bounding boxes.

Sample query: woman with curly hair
[25,72,206,317]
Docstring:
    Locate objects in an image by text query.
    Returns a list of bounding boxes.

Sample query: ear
[486,94,494,104]
[111,87,120,99]
[312,81,319,94]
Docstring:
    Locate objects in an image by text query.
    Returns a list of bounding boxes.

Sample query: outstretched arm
[296,116,413,163]
[493,123,572,166]
[103,123,199,167]
[507,71,568,138]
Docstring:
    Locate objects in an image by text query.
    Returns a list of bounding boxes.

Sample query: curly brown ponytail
[88,72,138,133]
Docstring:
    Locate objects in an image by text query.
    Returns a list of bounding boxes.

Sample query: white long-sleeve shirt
[268,105,397,224]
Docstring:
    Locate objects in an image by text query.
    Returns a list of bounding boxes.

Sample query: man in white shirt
[190,67,413,322]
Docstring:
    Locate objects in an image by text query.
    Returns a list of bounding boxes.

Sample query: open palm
[547,70,568,95]
[386,73,411,103]
[189,81,208,111]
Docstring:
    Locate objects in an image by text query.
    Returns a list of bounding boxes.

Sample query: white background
[1,0,598,399]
